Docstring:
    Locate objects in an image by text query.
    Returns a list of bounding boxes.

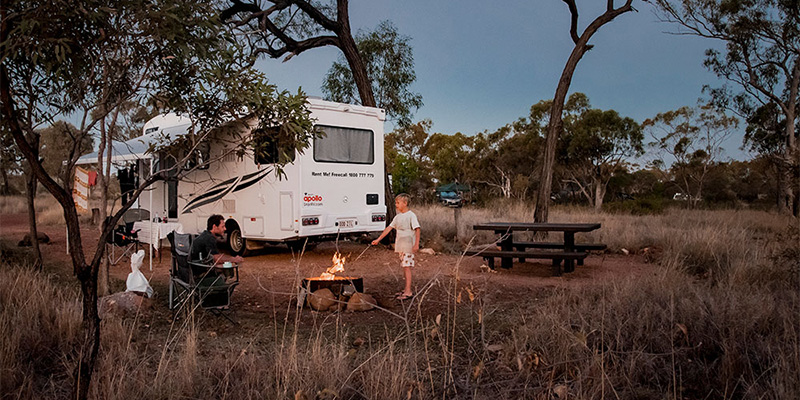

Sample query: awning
[75,122,192,166]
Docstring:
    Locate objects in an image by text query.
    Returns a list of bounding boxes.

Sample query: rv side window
[252,127,297,165]
[313,125,374,164]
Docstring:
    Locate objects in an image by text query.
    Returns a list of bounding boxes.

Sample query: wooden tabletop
[473,222,601,232]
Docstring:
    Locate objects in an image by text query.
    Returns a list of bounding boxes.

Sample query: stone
[307,288,336,311]
[98,291,153,319]
[17,232,50,247]
[346,292,376,312]
[419,248,435,255]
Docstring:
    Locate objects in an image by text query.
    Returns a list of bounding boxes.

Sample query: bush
[604,196,665,215]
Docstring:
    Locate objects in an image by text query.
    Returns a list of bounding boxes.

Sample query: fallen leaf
[435,314,441,326]
[472,360,484,380]
[486,344,504,352]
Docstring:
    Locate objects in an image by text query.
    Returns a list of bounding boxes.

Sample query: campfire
[300,251,367,311]
[319,252,346,280]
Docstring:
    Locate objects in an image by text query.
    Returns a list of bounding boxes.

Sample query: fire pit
[301,276,364,296]
[299,252,365,309]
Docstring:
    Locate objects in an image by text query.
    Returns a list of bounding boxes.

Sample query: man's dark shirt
[190,230,219,262]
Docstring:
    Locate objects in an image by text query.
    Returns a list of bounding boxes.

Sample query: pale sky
[255,0,748,160]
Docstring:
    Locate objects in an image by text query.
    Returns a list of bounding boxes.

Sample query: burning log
[299,251,367,310]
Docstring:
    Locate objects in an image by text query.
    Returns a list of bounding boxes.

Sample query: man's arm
[212,253,244,265]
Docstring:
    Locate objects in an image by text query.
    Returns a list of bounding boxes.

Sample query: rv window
[253,127,297,165]
[314,126,374,164]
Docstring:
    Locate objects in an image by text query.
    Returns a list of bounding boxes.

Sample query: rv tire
[227,226,248,256]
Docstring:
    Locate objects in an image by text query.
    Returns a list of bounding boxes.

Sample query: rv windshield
[314,125,374,164]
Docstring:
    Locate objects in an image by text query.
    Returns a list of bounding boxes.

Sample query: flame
[320,252,346,280]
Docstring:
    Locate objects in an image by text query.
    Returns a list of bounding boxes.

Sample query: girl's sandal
[395,293,413,301]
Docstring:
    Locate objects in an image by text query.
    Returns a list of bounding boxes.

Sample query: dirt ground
[0,212,653,335]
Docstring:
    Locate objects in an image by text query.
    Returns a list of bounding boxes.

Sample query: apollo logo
[304,194,323,202]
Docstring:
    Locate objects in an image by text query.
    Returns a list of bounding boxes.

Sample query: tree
[561,101,644,211]
[534,0,635,222]
[653,0,799,215]
[223,0,413,220]
[644,104,738,208]
[385,120,433,197]
[1,1,314,398]
[323,20,422,126]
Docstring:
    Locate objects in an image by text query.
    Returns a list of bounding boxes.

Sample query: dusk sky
[256,0,748,160]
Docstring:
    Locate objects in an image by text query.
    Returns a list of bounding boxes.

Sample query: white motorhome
[77,99,388,255]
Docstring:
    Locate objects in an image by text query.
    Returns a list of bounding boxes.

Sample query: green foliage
[390,153,422,195]
[323,21,423,126]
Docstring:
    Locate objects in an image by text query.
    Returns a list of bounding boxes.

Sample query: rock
[98,291,153,320]
[308,288,336,311]
[620,248,629,255]
[419,248,435,255]
[17,232,50,247]
[346,292,376,312]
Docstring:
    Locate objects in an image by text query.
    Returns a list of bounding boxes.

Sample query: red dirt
[0,212,654,334]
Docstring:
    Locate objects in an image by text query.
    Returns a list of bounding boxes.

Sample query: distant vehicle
[438,191,463,207]
[673,193,689,201]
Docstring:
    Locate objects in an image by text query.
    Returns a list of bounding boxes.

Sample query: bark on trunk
[594,182,605,212]
[26,168,42,270]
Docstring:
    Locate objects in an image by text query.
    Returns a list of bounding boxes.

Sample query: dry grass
[2,201,799,399]
[0,194,119,226]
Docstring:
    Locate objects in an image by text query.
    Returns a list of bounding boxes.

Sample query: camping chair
[167,231,240,324]
[105,208,150,265]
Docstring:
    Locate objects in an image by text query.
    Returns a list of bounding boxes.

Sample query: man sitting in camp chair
[189,214,244,289]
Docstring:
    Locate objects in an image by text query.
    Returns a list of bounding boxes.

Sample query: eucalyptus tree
[644,104,738,208]
[0,1,314,397]
[652,0,799,215]
[534,0,635,222]
[561,105,643,211]
[323,20,422,126]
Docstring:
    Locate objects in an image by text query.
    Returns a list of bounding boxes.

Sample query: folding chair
[105,208,150,265]
[167,231,240,324]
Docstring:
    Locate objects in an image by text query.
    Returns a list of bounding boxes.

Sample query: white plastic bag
[126,250,153,298]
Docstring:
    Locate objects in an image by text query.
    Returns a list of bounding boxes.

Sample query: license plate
[338,219,356,229]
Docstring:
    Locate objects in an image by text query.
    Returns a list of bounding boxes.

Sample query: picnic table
[466,222,605,276]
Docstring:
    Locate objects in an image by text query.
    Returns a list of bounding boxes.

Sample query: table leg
[564,232,575,273]
[498,230,514,269]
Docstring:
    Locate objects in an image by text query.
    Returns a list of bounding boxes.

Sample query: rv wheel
[227,227,248,256]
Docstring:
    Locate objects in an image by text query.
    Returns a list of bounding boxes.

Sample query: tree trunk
[25,168,42,270]
[534,1,633,223]
[2,66,100,400]
[594,182,605,212]
[0,166,10,195]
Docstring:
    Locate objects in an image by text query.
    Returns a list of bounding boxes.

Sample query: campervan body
[77,99,388,255]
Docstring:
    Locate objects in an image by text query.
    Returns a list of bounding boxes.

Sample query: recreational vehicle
[77,99,388,255]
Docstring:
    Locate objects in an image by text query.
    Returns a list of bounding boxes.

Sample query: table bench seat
[511,242,606,266]
[511,241,607,251]
[464,249,586,275]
